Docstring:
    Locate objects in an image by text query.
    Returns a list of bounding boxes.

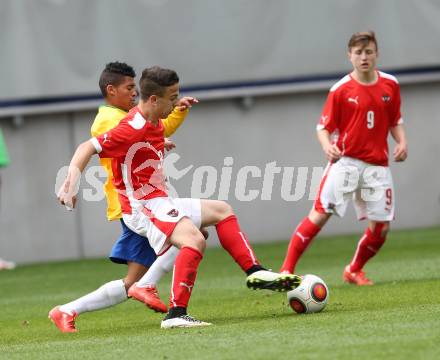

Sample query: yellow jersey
[91,105,189,221]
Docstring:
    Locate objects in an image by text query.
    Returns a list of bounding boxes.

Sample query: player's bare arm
[390,124,408,162]
[317,129,342,162]
[57,140,97,209]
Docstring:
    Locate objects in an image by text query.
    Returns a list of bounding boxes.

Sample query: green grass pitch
[1,227,439,359]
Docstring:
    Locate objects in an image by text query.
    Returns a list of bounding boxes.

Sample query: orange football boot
[343,265,374,286]
[48,306,78,333]
[128,283,168,313]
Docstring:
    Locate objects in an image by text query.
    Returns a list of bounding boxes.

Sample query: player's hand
[393,142,408,162]
[164,138,176,151]
[176,97,199,111]
[57,178,77,211]
[323,143,342,163]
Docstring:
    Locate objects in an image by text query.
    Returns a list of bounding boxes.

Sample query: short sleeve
[390,84,403,127]
[92,119,145,159]
[317,90,339,133]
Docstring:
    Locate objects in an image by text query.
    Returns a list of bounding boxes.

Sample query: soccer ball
[287,274,329,314]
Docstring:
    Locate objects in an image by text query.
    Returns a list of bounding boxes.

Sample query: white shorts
[122,197,202,255]
[314,157,394,221]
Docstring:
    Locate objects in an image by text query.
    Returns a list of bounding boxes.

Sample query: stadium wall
[0,81,439,264]
[2,0,440,102]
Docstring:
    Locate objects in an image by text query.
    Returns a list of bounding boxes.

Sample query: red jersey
[91,107,168,214]
[317,71,403,166]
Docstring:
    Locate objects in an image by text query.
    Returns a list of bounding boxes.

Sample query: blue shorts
[109,219,157,267]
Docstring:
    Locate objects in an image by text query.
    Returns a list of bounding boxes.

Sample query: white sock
[59,279,127,315]
[137,246,179,287]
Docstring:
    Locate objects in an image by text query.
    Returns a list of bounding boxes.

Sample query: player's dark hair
[99,62,136,97]
[348,31,378,52]
[139,66,179,100]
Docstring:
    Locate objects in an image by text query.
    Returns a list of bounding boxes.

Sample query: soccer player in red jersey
[49,62,204,333]
[57,66,301,328]
[280,31,408,285]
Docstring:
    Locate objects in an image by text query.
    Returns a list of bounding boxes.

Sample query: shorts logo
[167,209,179,217]
[382,95,391,102]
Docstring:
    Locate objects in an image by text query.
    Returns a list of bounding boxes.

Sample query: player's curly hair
[139,66,179,100]
[99,62,136,97]
[348,31,378,52]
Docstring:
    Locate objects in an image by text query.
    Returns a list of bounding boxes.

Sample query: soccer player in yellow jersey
[49,62,197,332]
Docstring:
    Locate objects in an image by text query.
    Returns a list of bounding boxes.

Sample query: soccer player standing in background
[280,31,408,285]
[49,62,198,332]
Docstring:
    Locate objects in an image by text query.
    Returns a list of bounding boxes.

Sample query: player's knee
[181,224,206,252]
[217,201,234,219]
[196,233,206,252]
[380,223,390,237]
[187,231,206,252]
[309,208,331,227]
[201,200,234,226]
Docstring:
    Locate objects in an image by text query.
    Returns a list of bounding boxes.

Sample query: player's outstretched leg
[208,201,301,292]
[48,279,127,332]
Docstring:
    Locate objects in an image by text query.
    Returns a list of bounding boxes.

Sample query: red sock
[349,224,387,272]
[280,217,321,274]
[216,215,260,272]
[169,246,203,309]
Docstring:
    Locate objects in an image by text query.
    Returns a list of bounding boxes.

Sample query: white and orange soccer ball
[287,274,329,314]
